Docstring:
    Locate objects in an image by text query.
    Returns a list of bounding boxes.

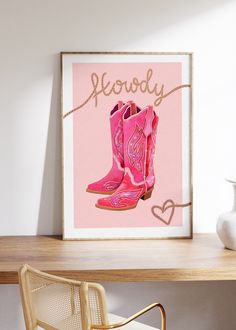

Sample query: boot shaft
[110,101,131,167]
[86,101,127,194]
[123,103,159,186]
[146,113,158,188]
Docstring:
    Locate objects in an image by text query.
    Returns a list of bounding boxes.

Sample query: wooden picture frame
[61,52,193,240]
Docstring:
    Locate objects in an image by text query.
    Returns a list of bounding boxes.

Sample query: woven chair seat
[108,313,160,330]
[48,313,160,330]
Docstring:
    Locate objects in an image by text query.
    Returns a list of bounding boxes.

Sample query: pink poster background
[72,62,182,228]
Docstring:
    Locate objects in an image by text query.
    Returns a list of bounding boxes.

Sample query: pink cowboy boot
[96,103,159,210]
[87,101,130,194]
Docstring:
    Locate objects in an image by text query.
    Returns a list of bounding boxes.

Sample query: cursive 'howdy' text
[63,68,190,118]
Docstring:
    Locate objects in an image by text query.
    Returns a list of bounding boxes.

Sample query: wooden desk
[0,234,236,284]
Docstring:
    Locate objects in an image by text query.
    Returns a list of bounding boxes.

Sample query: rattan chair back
[19,265,108,330]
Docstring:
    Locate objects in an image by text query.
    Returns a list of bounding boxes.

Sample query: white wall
[1,0,236,329]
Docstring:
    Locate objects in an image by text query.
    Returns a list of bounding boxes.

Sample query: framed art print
[61,52,192,240]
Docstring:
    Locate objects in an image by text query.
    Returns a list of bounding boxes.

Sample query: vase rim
[225,177,236,184]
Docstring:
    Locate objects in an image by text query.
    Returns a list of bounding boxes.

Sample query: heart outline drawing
[151,199,175,225]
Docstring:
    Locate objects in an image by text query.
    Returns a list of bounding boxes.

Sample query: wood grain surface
[0,234,236,284]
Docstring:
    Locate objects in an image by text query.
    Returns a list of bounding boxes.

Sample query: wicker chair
[18,265,166,330]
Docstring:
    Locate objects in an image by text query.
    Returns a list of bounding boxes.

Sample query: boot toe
[87,182,99,191]
[87,179,120,194]
[87,181,107,194]
[96,197,113,209]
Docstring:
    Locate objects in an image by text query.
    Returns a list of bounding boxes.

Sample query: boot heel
[141,189,153,200]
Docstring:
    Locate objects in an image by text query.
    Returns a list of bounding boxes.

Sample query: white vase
[217,178,236,250]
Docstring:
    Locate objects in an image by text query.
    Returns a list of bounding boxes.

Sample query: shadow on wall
[60,0,234,48]
[37,55,62,235]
